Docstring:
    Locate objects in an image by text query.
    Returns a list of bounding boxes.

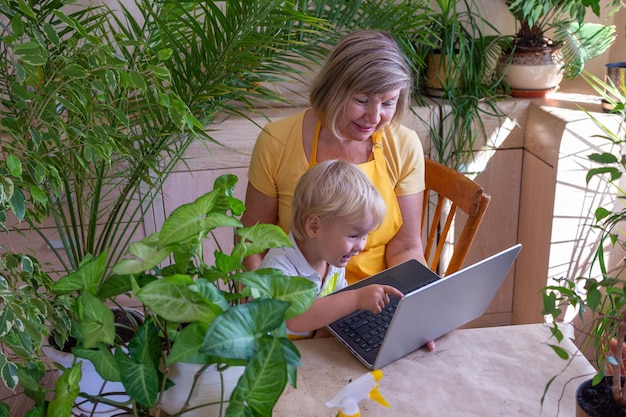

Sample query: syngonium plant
[35,174,318,417]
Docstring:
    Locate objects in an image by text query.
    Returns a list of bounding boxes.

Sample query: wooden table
[273,324,596,417]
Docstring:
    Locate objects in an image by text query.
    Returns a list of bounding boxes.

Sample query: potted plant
[542,72,626,416]
[498,0,621,97]
[0,0,336,277]
[15,174,318,417]
[411,0,509,170]
[0,0,342,414]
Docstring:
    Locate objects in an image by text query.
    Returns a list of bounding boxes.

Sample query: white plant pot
[497,45,564,97]
[43,345,129,417]
[42,307,143,416]
[160,363,245,417]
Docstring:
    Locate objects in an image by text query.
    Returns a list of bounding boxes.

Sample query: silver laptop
[327,244,522,369]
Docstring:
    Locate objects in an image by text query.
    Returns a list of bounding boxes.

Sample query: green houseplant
[15,174,317,417]
[413,0,509,169]
[0,0,335,276]
[542,72,626,415]
[0,0,333,414]
[499,0,620,96]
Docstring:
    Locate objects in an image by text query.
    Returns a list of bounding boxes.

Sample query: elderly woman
[241,30,426,285]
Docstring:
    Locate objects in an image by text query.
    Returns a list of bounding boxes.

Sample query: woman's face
[338,89,401,141]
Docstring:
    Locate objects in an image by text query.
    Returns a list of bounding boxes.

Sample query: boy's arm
[286,284,403,333]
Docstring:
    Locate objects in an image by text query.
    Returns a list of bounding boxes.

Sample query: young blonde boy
[259,159,403,337]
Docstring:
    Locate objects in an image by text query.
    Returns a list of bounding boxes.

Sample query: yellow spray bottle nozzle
[326,370,390,417]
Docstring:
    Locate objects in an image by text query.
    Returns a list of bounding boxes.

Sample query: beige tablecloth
[273,324,596,417]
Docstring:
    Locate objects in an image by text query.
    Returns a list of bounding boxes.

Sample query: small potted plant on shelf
[17,174,318,417]
[542,72,626,416]
[498,0,621,97]
[411,0,509,170]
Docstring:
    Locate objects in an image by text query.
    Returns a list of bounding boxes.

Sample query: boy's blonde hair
[309,30,411,141]
[291,159,386,241]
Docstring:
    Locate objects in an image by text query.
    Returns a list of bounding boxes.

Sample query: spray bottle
[325,369,390,417]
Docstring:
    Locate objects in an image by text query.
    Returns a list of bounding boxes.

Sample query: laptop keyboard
[335,296,400,353]
[332,273,440,362]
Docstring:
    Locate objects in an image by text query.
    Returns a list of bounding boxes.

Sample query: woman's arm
[287,284,404,333]
[240,182,279,271]
[385,192,427,267]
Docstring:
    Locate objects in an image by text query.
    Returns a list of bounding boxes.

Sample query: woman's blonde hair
[309,30,411,140]
[291,159,386,241]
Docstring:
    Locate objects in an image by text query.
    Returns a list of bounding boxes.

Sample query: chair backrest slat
[422,159,491,276]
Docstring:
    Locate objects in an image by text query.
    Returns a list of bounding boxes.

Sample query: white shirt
[260,232,348,297]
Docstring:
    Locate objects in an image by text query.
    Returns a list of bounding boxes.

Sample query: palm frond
[555,22,616,79]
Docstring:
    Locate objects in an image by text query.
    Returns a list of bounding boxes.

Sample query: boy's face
[312,214,376,268]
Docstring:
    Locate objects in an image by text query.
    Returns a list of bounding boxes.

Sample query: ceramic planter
[42,307,144,416]
[497,45,564,98]
[160,362,245,417]
[43,344,129,417]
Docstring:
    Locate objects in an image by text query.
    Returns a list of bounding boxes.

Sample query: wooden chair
[421,158,491,276]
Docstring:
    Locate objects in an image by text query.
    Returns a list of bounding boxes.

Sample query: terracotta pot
[576,376,626,417]
[425,51,460,97]
[160,362,245,417]
[497,45,564,98]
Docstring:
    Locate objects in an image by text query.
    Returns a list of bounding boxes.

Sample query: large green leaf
[193,278,230,312]
[158,192,241,247]
[115,347,159,408]
[13,41,47,66]
[76,292,115,349]
[234,269,317,319]
[136,275,221,323]
[225,338,287,417]
[127,320,161,368]
[200,299,289,362]
[234,224,293,260]
[111,235,172,276]
[52,252,108,295]
[73,345,121,382]
[279,338,302,388]
[167,322,211,365]
[47,363,81,417]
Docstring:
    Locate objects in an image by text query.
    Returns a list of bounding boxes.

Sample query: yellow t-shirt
[247,109,425,278]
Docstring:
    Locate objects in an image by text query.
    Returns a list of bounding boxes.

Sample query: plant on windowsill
[498,0,621,97]
[20,174,317,417]
[542,72,626,416]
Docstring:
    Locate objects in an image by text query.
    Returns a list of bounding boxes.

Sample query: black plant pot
[577,376,626,417]
[602,62,626,113]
